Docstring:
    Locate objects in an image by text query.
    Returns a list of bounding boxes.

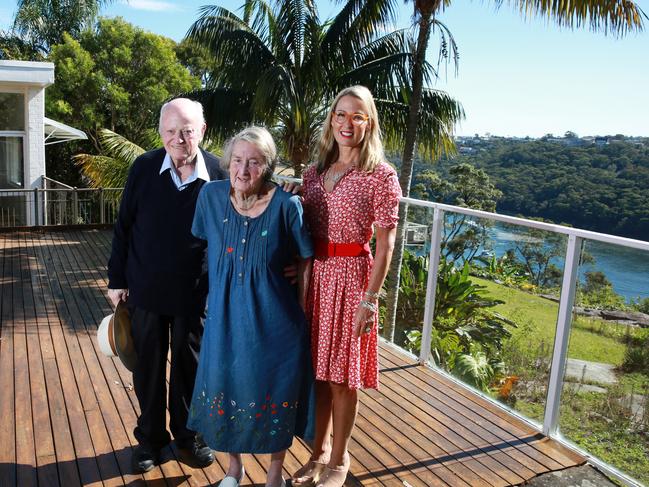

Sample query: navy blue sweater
[107,148,226,316]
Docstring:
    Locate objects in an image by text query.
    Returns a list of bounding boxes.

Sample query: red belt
[314,240,371,258]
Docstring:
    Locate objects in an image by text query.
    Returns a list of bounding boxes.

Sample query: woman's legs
[292,380,332,485]
[328,382,357,468]
[266,450,287,486]
[225,453,244,480]
[313,380,334,461]
[314,382,358,486]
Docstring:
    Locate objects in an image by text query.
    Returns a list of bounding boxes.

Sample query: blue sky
[2,0,648,137]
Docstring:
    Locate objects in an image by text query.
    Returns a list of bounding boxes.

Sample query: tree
[45,18,200,183]
[412,163,502,263]
[9,0,113,54]
[185,0,463,176]
[383,0,647,340]
[0,32,43,60]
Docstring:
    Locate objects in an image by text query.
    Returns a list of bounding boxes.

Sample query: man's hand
[280,181,302,195]
[108,288,128,308]
[283,262,298,284]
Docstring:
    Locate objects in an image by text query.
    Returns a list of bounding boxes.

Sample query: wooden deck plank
[40,230,144,486]
[15,232,38,487]
[379,344,583,470]
[0,233,18,487]
[358,389,486,487]
[378,350,539,482]
[0,229,588,486]
[377,346,557,474]
[376,373,513,487]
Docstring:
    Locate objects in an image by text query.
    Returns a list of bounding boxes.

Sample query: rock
[565,359,617,385]
[523,465,617,486]
[599,310,649,327]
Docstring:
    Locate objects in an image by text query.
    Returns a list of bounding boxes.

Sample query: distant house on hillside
[0,60,86,225]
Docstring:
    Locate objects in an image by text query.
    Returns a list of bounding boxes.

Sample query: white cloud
[122,0,182,12]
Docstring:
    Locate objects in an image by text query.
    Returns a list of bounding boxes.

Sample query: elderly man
[107,98,226,473]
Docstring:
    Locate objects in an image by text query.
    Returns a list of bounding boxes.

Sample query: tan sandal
[314,464,349,487]
[292,460,327,487]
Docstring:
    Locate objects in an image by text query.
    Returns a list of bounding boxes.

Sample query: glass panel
[0,93,25,131]
[0,136,24,188]
[558,239,649,485]
[380,200,433,350]
[432,212,566,424]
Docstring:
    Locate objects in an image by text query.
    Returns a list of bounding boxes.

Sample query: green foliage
[185,0,463,175]
[409,162,502,264]
[471,252,529,287]
[0,32,44,60]
[499,220,566,288]
[43,18,200,184]
[403,254,516,391]
[434,137,649,240]
[47,18,200,144]
[631,297,649,314]
[10,0,113,54]
[621,329,649,374]
[74,128,151,190]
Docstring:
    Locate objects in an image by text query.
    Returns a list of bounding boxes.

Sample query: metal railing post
[419,207,445,365]
[33,188,39,226]
[543,234,582,436]
[99,188,105,224]
[72,188,79,224]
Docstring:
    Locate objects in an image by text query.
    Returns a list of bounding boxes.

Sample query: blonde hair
[221,126,277,181]
[316,85,385,174]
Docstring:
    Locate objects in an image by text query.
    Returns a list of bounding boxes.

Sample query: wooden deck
[0,229,585,486]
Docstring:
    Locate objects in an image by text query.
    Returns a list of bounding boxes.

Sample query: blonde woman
[294,86,401,487]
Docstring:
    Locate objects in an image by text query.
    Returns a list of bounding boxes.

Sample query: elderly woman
[294,86,401,487]
[187,126,314,487]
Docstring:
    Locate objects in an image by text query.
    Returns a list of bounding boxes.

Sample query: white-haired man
[108,98,225,473]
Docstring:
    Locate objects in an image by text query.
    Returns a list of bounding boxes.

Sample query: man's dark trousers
[130,307,204,450]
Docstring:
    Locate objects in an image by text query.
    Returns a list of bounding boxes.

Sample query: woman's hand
[353,301,376,337]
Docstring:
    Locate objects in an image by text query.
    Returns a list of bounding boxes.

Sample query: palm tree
[185,0,464,176]
[10,0,114,54]
[74,129,151,190]
[382,0,647,341]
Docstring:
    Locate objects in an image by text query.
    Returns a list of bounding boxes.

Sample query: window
[0,137,24,188]
[0,93,25,131]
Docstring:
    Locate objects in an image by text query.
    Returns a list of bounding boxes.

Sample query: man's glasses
[332,111,369,126]
[164,128,198,140]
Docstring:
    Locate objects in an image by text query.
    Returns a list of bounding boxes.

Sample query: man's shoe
[131,444,159,473]
[180,436,214,467]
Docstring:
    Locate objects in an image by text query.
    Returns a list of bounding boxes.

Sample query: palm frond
[183,87,256,140]
[500,0,645,35]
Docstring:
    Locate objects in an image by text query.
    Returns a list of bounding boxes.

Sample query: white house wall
[26,85,45,190]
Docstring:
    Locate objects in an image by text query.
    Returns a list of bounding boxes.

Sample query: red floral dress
[302,162,401,389]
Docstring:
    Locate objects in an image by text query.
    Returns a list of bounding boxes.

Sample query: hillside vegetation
[410,136,649,240]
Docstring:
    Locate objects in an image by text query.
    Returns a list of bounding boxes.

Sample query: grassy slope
[473,277,628,365]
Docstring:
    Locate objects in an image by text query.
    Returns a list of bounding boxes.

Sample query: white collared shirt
[159,150,210,190]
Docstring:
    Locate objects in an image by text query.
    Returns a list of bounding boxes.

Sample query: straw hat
[97,301,137,372]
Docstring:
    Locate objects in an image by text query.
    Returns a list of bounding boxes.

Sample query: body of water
[488,226,649,302]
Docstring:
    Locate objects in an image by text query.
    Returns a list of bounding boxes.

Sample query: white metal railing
[401,196,649,487]
[0,187,123,227]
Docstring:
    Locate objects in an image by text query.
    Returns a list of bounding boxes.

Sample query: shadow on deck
[0,229,584,486]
